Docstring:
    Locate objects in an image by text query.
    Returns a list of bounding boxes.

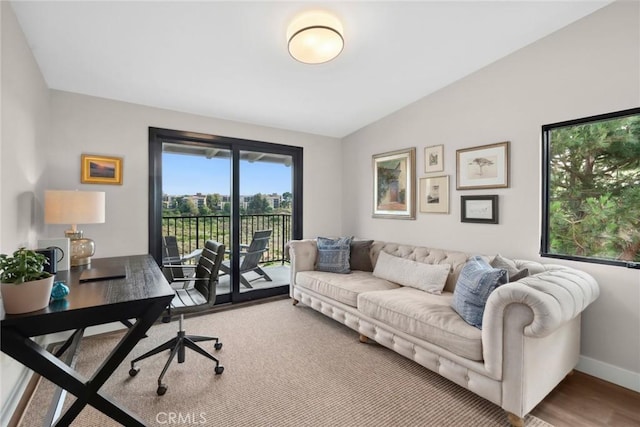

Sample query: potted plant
[0,248,54,314]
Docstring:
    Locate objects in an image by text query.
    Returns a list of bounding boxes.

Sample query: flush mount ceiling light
[287,10,344,64]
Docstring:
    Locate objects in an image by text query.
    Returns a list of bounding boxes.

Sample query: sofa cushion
[296,270,400,307]
[373,251,451,294]
[358,287,483,361]
[490,254,530,282]
[316,236,352,274]
[370,242,470,293]
[452,256,508,329]
[350,240,374,272]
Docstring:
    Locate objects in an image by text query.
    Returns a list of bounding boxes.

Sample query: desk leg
[1,299,168,427]
[44,328,85,426]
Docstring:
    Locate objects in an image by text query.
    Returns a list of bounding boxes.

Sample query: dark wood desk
[0,255,174,426]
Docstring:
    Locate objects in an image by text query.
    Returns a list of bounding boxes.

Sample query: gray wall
[46,91,343,257]
[0,2,51,423]
[341,1,640,391]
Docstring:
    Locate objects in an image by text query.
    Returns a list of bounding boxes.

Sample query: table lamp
[45,190,106,266]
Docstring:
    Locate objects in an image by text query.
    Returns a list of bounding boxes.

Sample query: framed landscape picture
[461,195,499,224]
[424,145,444,173]
[373,147,416,219]
[81,154,123,185]
[456,141,509,190]
[419,175,449,213]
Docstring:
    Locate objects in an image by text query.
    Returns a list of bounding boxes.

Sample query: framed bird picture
[456,142,509,190]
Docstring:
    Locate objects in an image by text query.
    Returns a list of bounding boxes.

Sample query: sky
[163,153,292,196]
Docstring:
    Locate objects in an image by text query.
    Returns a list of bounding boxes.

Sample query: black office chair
[129,240,225,396]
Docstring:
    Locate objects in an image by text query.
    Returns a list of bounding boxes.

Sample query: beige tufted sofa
[288,240,599,426]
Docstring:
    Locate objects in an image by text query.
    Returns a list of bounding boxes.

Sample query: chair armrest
[163,263,195,268]
[171,277,208,282]
[181,249,202,262]
[225,247,249,253]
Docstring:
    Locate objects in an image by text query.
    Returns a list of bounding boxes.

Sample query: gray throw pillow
[350,240,374,271]
[451,256,508,329]
[317,236,352,274]
[490,254,530,282]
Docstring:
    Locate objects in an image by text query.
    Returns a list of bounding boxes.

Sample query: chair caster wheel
[129,367,140,377]
[215,366,224,375]
[214,342,223,350]
[157,384,168,396]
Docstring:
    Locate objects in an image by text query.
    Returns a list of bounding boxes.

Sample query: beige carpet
[20,298,552,427]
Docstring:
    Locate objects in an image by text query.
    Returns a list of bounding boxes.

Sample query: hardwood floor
[531,371,640,426]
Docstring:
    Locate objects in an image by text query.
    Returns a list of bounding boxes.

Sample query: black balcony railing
[162,214,291,264]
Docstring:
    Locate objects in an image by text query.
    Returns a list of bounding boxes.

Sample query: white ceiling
[11,1,610,138]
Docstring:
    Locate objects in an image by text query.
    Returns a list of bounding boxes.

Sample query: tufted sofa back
[369,241,553,293]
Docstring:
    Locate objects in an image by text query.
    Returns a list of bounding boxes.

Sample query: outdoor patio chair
[219,229,273,288]
[162,236,204,288]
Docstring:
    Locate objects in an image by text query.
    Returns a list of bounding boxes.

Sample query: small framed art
[373,147,416,219]
[419,175,449,213]
[461,195,499,224]
[81,154,123,185]
[424,145,444,173]
[456,141,509,190]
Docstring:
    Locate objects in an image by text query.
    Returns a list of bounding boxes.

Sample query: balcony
[162,213,291,292]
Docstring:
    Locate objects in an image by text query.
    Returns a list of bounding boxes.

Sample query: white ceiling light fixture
[287,10,344,64]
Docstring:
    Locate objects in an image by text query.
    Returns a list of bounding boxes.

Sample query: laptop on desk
[79,265,127,282]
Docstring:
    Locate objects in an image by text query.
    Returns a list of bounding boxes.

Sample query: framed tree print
[373,148,416,219]
[456,141,509,190]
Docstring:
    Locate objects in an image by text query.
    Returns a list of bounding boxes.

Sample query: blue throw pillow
[317,236,352,274]
[451,256,508,329]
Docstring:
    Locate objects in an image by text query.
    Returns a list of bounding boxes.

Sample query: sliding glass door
[148,128,302,304]
[238,149,294,294]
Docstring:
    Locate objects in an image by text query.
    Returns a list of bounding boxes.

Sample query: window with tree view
[542,108,640,267]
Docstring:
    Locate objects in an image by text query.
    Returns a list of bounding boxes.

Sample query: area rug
[19,298,552,426]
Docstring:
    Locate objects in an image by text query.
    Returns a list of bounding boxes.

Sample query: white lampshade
[45,190,105,226]
[45,190,106,266]
[287,10,344,64]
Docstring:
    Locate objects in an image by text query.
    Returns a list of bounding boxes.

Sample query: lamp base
[65,230,95,267]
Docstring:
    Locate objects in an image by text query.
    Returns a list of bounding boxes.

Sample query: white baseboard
[576,355,640,392]
[0,365,33,427]
[0,336,46,427]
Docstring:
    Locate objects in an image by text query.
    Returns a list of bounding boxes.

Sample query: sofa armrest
[481,266,599,378]
[288,240,318,288]
[487,267,599,337]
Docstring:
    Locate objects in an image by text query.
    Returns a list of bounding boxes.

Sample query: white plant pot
[1,276,54,314]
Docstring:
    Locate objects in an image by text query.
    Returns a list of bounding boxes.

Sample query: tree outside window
[542,108,640,267]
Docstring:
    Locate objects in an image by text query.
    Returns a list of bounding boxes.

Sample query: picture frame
[456,141,509,190]
[461,195,499,224]
[373,147,416,219]
[419,175,449,213]
[424,145,444,173]
[81,154,123,185]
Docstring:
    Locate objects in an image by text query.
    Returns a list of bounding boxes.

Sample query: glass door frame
[148,127,303,304]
